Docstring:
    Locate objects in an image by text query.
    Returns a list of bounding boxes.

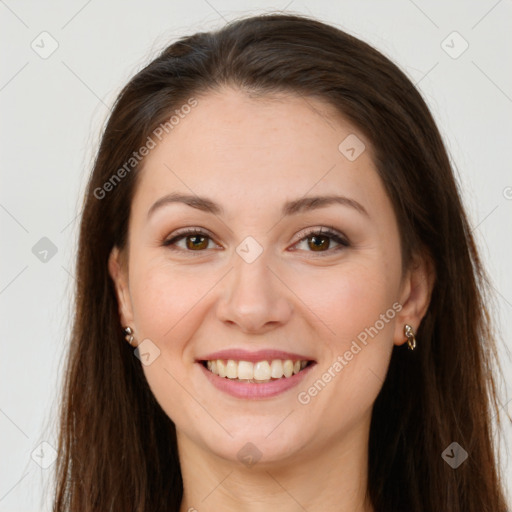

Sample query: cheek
[292,260,400,347]
[129,250,400,362]
[127,261,220,423]
[290,261,399,422]
[128,258,229,358]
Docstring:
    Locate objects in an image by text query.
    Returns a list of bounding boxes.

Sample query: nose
[215,252,293,334]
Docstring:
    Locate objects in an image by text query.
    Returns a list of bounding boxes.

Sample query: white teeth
[204,358,311,381]
[226,359,238,379]
[237,361,253,380]
[217,359,226,378]
[253,361,271,381]
[283,360,294,378]
[270,360,283,378]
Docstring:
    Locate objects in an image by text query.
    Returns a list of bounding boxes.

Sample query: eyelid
[164,226,215,241]
[293,225,348,244]
[162,227,222,251]
[162,225,350,254]
[290,225,350,254]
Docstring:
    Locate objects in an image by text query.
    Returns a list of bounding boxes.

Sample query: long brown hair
[53,12,509,512]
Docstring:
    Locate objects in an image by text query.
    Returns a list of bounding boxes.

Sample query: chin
[199,420,314,467]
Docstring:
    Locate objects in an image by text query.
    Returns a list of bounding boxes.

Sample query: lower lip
[198,362,316,399]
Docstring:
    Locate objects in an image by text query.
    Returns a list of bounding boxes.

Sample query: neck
[177,415,374,512]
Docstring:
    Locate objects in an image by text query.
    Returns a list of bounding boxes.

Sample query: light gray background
[1,1,511,510]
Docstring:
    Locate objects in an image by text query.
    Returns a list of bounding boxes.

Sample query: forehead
[132,87,384,218]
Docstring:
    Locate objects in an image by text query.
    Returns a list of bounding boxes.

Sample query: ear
[393,251,435,346]
[108,246,135,329]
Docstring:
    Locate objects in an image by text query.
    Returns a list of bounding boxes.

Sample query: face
[109,87,430,467]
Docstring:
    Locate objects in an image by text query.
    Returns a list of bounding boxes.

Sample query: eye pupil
[186,235,208,250]
[308,235,329,251]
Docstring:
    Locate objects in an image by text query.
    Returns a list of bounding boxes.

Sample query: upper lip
[197,349,316,363]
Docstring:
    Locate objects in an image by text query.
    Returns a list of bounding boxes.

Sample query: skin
[109,86,433,512]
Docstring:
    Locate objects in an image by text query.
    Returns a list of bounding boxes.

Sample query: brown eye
[185,234,209,250]
[292,227,350,255]
[163,228,217,252]
[307,234,331,251]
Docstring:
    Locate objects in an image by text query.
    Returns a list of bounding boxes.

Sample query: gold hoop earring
[404,324,417,351]
[124,326,135,346]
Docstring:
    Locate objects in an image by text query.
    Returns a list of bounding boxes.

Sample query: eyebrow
[146,192,369,219]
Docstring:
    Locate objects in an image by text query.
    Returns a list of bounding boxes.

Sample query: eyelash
[162,226,350,256]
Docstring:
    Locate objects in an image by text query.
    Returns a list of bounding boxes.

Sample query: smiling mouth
[200,359,315,383]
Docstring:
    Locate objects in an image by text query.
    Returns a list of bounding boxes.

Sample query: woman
[53,12,509,512]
